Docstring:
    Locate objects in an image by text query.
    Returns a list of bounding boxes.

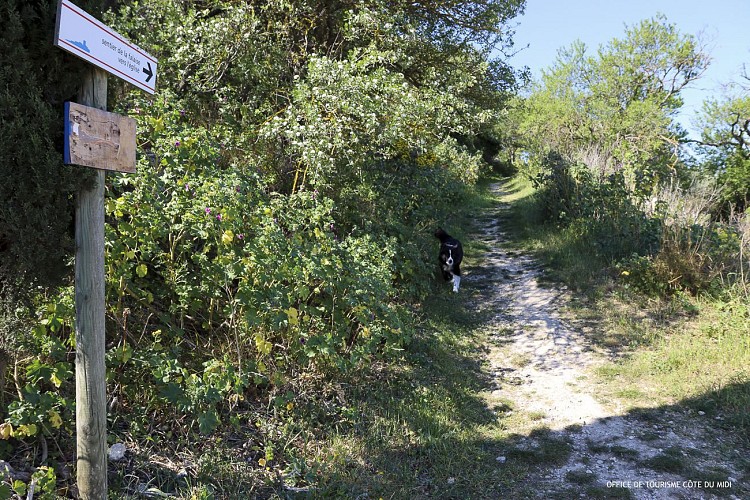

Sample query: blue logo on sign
[66,39,90,53]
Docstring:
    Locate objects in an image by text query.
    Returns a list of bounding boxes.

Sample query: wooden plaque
[64,101,136,173]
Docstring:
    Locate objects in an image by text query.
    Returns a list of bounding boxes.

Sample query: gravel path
[465,183,747,499]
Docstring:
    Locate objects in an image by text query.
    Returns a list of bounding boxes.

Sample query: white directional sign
[54,0,158,94]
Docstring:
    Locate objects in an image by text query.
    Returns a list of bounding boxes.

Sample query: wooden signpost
[74,67,108,500]
[54,1,158,497]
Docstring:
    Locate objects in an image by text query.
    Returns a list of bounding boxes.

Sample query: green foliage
[519,14,708,193]
[0,292,74,471]
[530,152,745,296]
[1,0,527,494]
[618,221,745,296]
[513,14,750,299]
[261,48,487,191]
[696,91,750,211]
[6,466,56,499]
[90,94,413,433]
[533,153,661,262]
[0,0,99,309]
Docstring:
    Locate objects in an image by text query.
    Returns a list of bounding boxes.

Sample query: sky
[508,0,750,135]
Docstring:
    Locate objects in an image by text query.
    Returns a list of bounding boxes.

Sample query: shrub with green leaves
[91,94,412,430]
[533,153,661,262]
[2,1,525,482]
[0,290,74,449]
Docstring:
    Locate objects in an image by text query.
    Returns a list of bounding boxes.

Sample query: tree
[519,14,709,194]
[0,0,101,310]
[107,0,525,196]
[695,89,750,211]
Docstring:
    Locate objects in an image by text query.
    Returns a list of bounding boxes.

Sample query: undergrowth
[500,175,750,445]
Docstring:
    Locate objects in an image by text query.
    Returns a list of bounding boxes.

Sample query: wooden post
[75,66,108,499]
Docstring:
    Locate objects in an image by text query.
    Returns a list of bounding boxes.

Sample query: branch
[681,137,734,148]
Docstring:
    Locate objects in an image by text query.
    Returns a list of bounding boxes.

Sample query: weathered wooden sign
[64,101,136,173]
[54,0,158,94]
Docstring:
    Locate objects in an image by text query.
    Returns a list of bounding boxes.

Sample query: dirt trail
[465,183,747,499]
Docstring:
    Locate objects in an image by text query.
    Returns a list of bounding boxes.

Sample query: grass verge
[497,175,750,445]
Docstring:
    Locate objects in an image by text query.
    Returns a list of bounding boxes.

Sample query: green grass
[593,298,750,437]
[565,468,597,485]
[586,440,640,461]
[641,447,687,474]
[499,176,612,291]
[497,176,750,445]
[504,429,573,467]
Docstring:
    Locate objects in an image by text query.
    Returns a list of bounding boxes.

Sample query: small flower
[216,213,223,221]
[179,109,185,117]
[175,140,181,147]
[237,233,245,240]
[185,183,190,191]
[205,207,211,215]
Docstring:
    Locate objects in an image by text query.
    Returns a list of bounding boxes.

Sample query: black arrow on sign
[142,62,153,83]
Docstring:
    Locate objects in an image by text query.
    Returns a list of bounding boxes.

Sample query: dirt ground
[465,183,748,499]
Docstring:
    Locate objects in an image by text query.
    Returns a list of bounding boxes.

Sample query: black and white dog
[434,228,463,292]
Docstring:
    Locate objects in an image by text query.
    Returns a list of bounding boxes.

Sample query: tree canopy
[695,89,750,210]
[519,15,709,193]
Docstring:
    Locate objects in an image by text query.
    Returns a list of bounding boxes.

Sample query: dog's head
[434,228,449,242]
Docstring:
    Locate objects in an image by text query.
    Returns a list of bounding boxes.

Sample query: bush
[530,150,749,297]
[533,153,661,262]
[2,90,463,446]
[0,0,97,307]
[105,95,410,378]
[616,216,746,298]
